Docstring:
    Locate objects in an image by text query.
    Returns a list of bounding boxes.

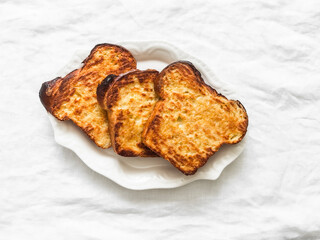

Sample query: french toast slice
[97,70,159,157]
[39,44,137,148]
[142,61,248,175]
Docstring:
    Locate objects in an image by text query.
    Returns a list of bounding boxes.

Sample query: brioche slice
[39,44,137,148]
[142,61,248,175]
[97,70,159,157]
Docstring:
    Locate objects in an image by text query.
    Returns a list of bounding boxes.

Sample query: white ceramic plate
[49,41,247,190]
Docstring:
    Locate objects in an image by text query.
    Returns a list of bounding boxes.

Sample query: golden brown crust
[142,61,248,175]
[97,70,159,157]
[39,44,137,148]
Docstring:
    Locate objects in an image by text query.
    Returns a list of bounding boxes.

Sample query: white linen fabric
[0,0,319,239]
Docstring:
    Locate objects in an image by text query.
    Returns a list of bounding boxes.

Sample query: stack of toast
[40,43,248,175]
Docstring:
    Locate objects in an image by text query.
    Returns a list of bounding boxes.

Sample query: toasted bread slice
[142,61,248,175]
[97,70,159,157]
[39,44,137,148]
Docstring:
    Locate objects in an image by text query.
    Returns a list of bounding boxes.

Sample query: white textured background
[1,0,320,239]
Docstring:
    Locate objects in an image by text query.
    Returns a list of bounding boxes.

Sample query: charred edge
[205,85,229,101]
[137,142,148,149]
[156,61,204,97]
[164,61,229,100]
[181,167,198,176]
[115,69,159,85]
[82,43,137,67]
[137,70,159,84]
[161,60,204,83]
[236,100,248,117]
[96,74,118,109]
[141,151,159,157]
[154,73,162,97]
[112,122,123,155]
[175,60,205,83]
[235,100,249,141]
[168,156,195,176]
[117,149,138,157]
[141,142,163,159]
[168,152,214,176]
[114,69,139,80]
[39,77,61,113]
[136,143,158,157]
[180,61,229,100]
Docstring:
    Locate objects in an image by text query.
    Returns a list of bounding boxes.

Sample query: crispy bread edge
[39,77,62,115]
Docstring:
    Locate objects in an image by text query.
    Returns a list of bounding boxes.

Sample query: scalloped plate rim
[48,40,247,190]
